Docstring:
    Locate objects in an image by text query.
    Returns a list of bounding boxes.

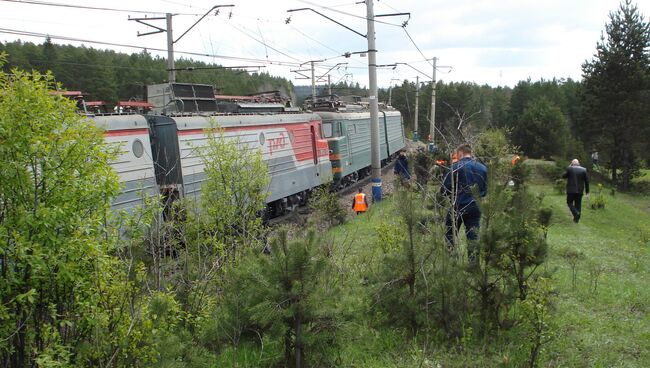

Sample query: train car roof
[172,112,322,130]
[313,109,402,120]
[90,114,150,131]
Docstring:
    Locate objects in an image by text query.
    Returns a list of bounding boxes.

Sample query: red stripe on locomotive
[177,120,329,162]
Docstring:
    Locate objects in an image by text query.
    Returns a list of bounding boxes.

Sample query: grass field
[214,165,650,367]
[535,184,650,367]
[319,176,650,366]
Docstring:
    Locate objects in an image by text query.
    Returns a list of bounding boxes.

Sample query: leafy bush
[633,180,650,195]
[309,186,347,228]
[558,247,585,289]
[518,277,555,368]
[554,179,565,195]
[590,184,606,209]
[532,162,565,183]
[0,67,123,366]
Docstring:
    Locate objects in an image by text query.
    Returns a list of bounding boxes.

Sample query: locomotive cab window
[322,122,334,138]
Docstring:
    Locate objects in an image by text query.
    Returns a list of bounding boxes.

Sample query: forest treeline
[0,38,294,102]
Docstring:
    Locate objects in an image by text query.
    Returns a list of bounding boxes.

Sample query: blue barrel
[372,177,382,202]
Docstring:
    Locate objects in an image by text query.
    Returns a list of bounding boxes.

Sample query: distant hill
[0,38,294,103]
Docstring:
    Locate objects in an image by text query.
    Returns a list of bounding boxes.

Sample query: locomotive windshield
[322,122,333,138]
[322,122,340,138]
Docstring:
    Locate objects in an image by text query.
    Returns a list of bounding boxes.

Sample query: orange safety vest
[512,155,521,165]
[353,193,367,212]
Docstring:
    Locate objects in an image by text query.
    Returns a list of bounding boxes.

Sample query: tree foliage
[512,97,570,158]
[0,40,294,103]
[0,65,122,366]
[197,124,269,262]
[580,0,650,189]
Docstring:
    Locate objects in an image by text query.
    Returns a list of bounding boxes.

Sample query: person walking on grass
[441,143,488,266]
[352,188,368,215]
[563,159,589,223]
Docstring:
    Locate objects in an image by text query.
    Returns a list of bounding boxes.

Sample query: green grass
[634,169,650,183]
[536,185,650,367]
[212,172,650,367]
[321,181,650,367]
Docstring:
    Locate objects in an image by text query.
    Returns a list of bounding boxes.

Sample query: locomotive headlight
[132,139,144,158]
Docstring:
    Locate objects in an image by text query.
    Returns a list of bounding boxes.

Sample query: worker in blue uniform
[441,143,488,266]
[394,149,411,181]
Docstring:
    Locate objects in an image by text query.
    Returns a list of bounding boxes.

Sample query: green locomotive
[309,96,406,188]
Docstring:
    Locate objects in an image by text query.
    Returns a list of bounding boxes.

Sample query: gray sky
[0,0,645,88]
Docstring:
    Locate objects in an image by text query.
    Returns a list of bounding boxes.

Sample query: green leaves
[580,0,650,189]
[0,67,120,365]
[512,97,570,158]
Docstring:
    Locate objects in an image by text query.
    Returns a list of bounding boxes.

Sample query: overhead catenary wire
[213,17,368,71]
[402,27,433,67]
[297,0,402,27]
[1,0,436,88]
[238,13,370,71]
[18,59,168,72]
[375,0,435,68]
[0,0,202,16]
[0,27,306,67]
[217,19,304,63]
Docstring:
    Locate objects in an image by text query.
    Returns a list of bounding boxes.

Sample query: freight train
[91,83,405,217]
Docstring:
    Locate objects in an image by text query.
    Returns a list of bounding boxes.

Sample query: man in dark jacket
[441,143,488,265]
[394,149,411,180]
[563,159,589,223]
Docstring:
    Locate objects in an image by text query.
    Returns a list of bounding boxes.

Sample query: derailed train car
[308,96,406,188]
[93,83,332,217]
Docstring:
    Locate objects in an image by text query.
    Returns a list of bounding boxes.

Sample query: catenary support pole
[311,61,316,100]
[328,74,332,96]
[367,0,382,201]
[430,57,437,144]
[166,13,175,83]
[414,75,419,141]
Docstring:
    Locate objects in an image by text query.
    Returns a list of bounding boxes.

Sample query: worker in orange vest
[511,154,521,166]
[352,188,369,214]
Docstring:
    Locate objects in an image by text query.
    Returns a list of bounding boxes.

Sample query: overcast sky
[1,0,646,88]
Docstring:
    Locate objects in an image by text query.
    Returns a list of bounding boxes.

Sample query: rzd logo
[267,132,287,155]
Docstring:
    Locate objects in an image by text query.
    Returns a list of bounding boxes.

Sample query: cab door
[310,125,318,165]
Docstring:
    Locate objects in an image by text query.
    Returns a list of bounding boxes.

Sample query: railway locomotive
[92,84,404,217]
[308,95,406,188]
